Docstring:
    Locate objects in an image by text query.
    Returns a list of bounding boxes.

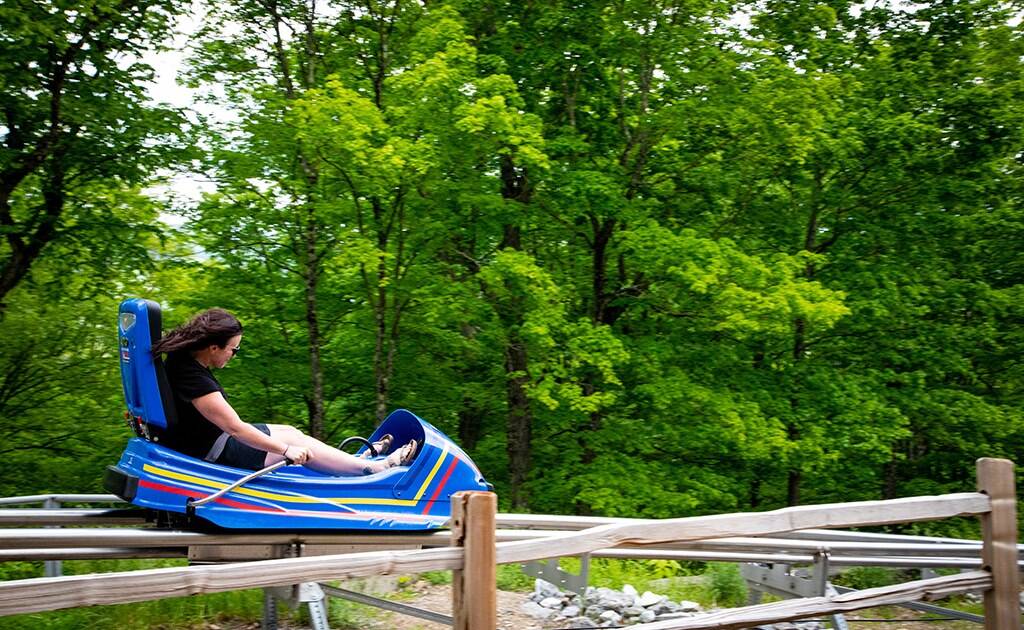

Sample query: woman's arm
[192,392,291,457]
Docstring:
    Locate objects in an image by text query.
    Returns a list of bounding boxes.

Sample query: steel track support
[42,498,62,578]
[521,553,591,596]
[742,553,849,629]
[263,583,331,630]
[262,589,278,630]
[320,584,453,626]
[261,544,331,630]
[298,583,330,630]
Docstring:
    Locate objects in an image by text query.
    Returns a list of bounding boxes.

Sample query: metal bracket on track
[262,543,332,630]
[743,554,983,626]
[521,553,591,596]
[42,497,62,578]
[742,552,849,630]
[264,583,331,630]
[320,583,453,626]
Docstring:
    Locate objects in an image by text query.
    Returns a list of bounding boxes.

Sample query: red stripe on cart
[139,479,285,512]
[421,458,460,514]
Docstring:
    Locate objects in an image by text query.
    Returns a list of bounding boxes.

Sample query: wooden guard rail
[0,458,1017,628]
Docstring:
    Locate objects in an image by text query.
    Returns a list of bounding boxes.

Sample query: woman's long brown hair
[152,308,243,355]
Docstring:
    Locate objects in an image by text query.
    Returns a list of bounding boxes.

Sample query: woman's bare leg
[263,425,392,475]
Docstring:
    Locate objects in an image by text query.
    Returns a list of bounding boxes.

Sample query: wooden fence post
[976,458,1020,630]
[451,491,497,630]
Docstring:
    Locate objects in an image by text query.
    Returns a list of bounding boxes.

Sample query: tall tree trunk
[499,221,533,509]
[505,331,532,508]
[787,169,823,505]
[749,473,762,509]
[304,204,325,438]
[883,456,899,500]
[590,216,616,325]
[371,197,391,422]
[786,418,802,506]
[268,0,326,435]
[457,395,484,452]
[498,156,534,509]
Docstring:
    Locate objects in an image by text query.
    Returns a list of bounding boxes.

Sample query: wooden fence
[0,457,1017,629]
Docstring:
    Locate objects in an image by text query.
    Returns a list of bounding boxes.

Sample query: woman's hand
[283,444,312,465]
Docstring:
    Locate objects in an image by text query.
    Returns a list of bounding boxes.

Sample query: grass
[0,590,269,630]
[0,559,298,630]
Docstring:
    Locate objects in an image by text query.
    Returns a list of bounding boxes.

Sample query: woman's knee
[268,424,307,443]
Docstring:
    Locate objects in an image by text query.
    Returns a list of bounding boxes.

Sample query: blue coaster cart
[104,298,492,530]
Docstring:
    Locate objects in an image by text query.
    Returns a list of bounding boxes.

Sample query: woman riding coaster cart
[152,307,417,475]
[106,298,491,530]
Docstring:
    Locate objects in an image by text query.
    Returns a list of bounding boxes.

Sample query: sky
[142,2,218,225]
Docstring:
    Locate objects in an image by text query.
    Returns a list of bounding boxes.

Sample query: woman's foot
[359,434,393,458]
[362,440,418,475]
[387,439,419,467]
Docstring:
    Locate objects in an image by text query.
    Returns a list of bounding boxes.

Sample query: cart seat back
[118,298,177,437]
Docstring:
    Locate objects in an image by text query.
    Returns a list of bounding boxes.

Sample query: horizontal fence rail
[0,458,1015,629]
[495,492,991,565]
[0,546,465,616]
[0,494,122,506]
[631,571,994,630]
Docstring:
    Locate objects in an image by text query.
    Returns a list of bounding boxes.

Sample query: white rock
[596,589,634,612]
[535,579,561,599]
[521,601,557,620]
[565,617,599,629]
[599,610,622,623]
[623,584,639,598]
[561,605,581,618]
[540,596,563,609]
[639,609,657,623]
[677,599,702,612]
[584,604,605,619]
[638,591,666,607]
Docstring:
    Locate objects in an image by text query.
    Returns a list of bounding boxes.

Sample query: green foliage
[328,596,386,630]
[832,567,902,590]
[419,570,454,586]
[702,563,747,608]
[496,565,536,592]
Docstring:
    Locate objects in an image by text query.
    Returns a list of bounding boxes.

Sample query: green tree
[0,0,187,304]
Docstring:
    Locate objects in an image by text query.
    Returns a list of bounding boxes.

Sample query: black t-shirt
[163,350,227,459]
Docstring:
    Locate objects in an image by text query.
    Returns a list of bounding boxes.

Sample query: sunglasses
[230,346,241,356]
